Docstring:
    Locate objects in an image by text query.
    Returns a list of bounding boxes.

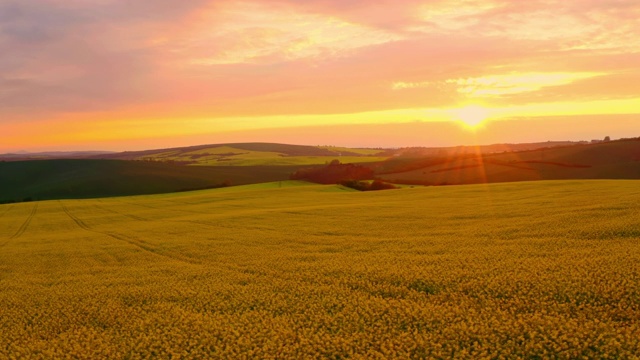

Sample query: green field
[1,180,640,358]
[377,139,640,185]
[191,155,386,167]
[3,140,640,203]
[318,146,387,156]
[98,143,388,166]
[0,160,300,202]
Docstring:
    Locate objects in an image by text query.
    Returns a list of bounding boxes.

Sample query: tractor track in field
[10,203,38,239]
[59,201,199,265]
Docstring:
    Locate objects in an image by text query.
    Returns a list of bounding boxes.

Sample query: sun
[451,105,490,128]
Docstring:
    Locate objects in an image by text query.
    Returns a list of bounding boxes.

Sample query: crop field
[318,146,386,156]
[1,180,640,358]
[0,160,302,202]
[123,144,387,166]
[190,155,386,167]
[377,139,640,186]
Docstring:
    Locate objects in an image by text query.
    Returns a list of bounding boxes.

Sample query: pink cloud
[1,0,639,151]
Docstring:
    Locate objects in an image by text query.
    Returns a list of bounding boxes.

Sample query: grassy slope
[1,180,640,358]
[378,139,640,184]
[192,155,385,166]
[0,159,299,201]
[99,142,387,166]
[318,146,386,156]
[4,140,639,202]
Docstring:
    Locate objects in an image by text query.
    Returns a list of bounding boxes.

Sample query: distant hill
[0,151,115,161]
[90,141,592,166]
[90,142,387,166]
[376,138,640,185]
[0,141,590,165]
[0,160,299,203]
[3,139,638,202]
[390,141,589,158]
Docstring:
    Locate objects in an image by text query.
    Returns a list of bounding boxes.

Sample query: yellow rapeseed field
[1,180,639,359]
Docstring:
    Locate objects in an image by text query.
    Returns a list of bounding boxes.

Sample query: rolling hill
[0,151,116,161]
[2,139,639,202]
[0,159,300,203]
[93,142,388,166]
[376,138,640,185]
[2,141,590,166]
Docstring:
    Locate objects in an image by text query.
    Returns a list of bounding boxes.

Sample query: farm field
[137,145,386,167]
[0,160,301,202]
[377,138,640,185]
[96,143,388,166]
[1,180,640,358]
[190,155,385,167]
[4,140,639,203]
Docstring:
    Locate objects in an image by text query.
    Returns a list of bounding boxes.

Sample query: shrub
[339,179,398,191]
[291,163,374,184]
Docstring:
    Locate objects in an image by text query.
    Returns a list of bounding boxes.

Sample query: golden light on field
[2,181,640,357]
[450,105,490,128]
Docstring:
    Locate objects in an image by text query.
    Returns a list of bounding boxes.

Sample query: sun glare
[451,105,490,128]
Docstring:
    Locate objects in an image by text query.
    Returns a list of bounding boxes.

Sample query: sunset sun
[451,105,490,128]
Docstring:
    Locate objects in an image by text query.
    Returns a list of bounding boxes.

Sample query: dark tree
[291,163,374,184]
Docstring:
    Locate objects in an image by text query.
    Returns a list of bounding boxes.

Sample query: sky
[1,0,639,152]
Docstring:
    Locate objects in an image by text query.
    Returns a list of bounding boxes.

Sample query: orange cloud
[1,0,639,152]
[182,2,401,65]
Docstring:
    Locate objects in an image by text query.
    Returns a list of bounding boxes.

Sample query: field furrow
[59,202,91,231]
[9,203,38,239]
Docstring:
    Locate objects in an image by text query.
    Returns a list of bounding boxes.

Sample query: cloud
[494,73,640,105]
[1,0,639,150]
[265,0,426,32]
[450,72,604,97]
[180,2,401,65]
[0,0,207,119]
[391,71,592,97]
[417,0,504,31]
[430,0,640,52]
